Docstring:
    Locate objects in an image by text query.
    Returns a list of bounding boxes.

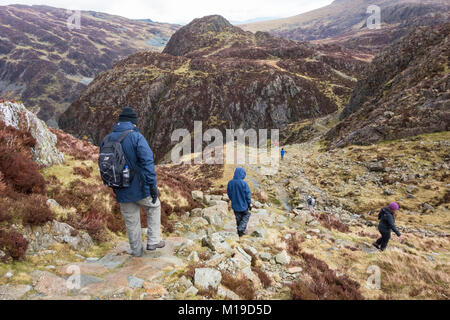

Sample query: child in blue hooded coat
[227,167,252,237]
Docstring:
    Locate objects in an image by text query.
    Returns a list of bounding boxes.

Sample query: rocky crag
[327,23,449,148]
[59,15,367,162]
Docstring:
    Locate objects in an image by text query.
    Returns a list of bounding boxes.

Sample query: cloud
[0,0,333,24]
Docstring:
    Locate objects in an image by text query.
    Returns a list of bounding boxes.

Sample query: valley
[0,0,448,301]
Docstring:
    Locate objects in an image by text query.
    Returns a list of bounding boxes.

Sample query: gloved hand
[248,203,252,211]
[150,184,158,204]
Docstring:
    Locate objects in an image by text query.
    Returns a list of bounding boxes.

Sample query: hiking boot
[238,231,246,238]
[147,240,165,251]
[372,242,380,250]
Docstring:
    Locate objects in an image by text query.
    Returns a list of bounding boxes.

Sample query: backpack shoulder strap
[116,130,134,143]
[100,134,112,147]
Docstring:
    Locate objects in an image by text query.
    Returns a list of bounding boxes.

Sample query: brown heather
[220,270,255,300]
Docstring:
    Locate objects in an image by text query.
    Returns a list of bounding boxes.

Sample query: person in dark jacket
[373,202,401,251]
[101,106,164,257]
[227,167,252,237]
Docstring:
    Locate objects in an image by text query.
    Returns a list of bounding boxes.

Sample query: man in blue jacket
[227,167,252,237]
[101,106,164,257]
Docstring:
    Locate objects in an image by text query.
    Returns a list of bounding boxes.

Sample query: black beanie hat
[118,106,138,125]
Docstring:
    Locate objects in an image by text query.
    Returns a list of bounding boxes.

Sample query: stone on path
[260,252,271,261]
[287,267,303,274]
[217,285,240,300]
[128,276,145,288]
[194,268,222,290]
[79,274,104,288]
[184,286,198,297]
[31,270,70,296]
[274,250,291,265]
[57,262,109,277]
[251,228,267,238]
[0,284,32,300]
[187,251,200,263]
[98,253,130,270]
[143,282,167,297]
[202,232,237,254]
[191,190,204,202]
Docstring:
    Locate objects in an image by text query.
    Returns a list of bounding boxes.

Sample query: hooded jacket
[227,167,251,212]
[378,207,401,236]
[100,122,157,203]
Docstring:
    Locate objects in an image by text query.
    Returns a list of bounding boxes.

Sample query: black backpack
[98,130,133,188]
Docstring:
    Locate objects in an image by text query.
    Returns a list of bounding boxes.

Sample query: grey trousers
[234,210,251,234]
[119,197,161,256]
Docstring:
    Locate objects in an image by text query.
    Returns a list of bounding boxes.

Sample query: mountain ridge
[241,0,449,54]
[0,4,180,126]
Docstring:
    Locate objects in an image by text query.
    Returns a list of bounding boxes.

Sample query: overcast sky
[0,0,334,24]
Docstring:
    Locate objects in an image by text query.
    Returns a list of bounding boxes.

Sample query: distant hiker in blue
[281,148,286,160]
[227,167,252,237]
[100,106,164,257]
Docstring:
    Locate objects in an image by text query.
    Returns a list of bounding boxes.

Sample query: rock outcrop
[327,23,450,148]
[21,220,94,254]
[0,100,63,167]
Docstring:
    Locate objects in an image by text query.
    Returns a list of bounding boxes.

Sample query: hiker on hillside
[373,202,401,251]
[99,106,164,257]
[307,195,315,214]
[281,148,286,160]
[227,167,252,237]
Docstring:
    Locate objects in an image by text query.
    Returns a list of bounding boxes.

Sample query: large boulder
[0,101,64,167]
[201,205,228,226]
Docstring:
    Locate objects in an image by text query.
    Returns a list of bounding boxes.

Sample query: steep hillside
[59,15,368,162]
[327,23,449,148]
[0,100,216,271]
[241,0,449,55]
[0,5,180,126]
[2,105,448,299]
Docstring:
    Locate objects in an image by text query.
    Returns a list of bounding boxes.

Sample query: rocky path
[2,140,448,300]
[20,237,187,300]
[243,141,328,212]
